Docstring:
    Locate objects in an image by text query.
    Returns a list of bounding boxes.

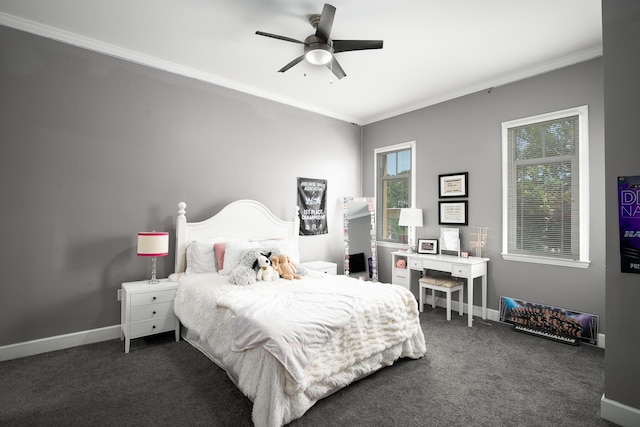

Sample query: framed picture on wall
[439,172,468,198]
[439,201,468,225]
[417,239,438,254]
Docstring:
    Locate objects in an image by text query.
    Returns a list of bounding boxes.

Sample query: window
[502,106,589,267]
[375,141,416,245]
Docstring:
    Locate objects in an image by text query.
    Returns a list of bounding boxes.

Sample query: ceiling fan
[256,3,383,80]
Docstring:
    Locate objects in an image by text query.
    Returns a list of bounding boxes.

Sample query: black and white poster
[297,177,327,235]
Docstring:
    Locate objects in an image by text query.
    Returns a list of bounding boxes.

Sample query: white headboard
[175,199,300,274]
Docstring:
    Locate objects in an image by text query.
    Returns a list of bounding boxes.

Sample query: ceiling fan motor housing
[304,35,332,65]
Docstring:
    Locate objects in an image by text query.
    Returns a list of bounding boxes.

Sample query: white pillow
[219,240,260,275]
[185,239,220,275]
[258,238,299,264]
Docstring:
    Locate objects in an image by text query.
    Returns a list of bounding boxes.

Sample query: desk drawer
[130,301,174,322]
[130,289,176,306]
[452,264,471,277]
[393,268,409,288]
[422,260,453,273]
[409,259,423,270]
[394,267,409,280]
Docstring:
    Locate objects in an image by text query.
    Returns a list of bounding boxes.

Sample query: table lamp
[137,231,169,284]
[399,208,423,253]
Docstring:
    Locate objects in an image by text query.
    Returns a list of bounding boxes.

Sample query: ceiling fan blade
[278,55,305,73]
[256,31,305,45]
[332,39,384,53]
[327,57,346,80]
[315,3,336,41]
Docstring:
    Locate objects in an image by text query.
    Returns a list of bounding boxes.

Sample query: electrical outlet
[117,289,122,301]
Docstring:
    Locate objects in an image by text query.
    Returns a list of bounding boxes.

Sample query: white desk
[391,252,489,327]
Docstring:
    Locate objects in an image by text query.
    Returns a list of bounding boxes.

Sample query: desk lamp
[399,208,423,254]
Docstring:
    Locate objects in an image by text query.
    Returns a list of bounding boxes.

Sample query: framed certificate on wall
[439,172,468,198]
[439,201,468,225]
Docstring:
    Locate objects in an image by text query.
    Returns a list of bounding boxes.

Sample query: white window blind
[502,106,589,267]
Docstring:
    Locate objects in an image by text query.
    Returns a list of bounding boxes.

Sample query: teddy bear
[253,252,279,282]
[271,253,301,280]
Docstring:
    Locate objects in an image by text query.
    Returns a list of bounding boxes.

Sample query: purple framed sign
[618,176,640,273]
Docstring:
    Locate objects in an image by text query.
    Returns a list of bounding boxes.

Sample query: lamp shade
[137,232,169,257]
[398,208,424,227]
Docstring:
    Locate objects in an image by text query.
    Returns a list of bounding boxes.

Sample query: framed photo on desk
[417,239,438,254]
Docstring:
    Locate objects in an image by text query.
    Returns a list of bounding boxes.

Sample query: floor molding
[0,325,121,362]
[0,300,606,361]
[601,394,640,427]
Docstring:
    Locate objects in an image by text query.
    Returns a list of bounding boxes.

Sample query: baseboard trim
[0,325,121,362]
[601,394,640,427]
[425,296,605,348]
[0,299,606,362]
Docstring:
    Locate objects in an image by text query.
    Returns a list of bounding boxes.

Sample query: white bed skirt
[181,325,425,427]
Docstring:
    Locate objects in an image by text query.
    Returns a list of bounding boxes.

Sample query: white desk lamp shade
[399,208,424,227]
[398,208,423,253]
[137,232,169,257]
[137,232,169,284]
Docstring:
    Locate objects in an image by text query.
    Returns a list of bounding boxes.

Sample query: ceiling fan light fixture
[305,46,332,65]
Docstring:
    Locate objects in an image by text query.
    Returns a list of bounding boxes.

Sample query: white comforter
[224,280,357,386]
[173,272,426,427]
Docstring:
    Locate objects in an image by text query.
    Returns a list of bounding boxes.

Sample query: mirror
[439,227,461,256]
[343,197,377,281]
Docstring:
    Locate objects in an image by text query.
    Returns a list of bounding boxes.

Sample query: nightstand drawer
[452,264,470,277]
[301,261,337,275]
[130,315,177,339]
[130,289,176,306]
[130,301,174,322]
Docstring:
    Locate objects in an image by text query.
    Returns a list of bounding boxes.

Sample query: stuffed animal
[395,259,407,269]
[253,252,279,282]
[271,254,302,280]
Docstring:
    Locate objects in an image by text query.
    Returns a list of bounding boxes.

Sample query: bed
[170,199,426,427]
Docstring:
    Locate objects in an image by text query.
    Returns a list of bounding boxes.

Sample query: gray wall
[602,0,640,413]
[363,59,606,331]
[0,26,362,346]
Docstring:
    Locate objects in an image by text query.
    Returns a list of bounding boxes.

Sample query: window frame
[501,106,590,268]
[374,141,417,248]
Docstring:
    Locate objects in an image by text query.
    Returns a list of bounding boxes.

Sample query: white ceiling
[0,0,602,125]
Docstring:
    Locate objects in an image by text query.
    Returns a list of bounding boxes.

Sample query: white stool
[419,275,464,321]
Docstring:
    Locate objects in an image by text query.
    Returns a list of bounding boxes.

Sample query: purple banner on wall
[298,177,327,235]
[618,176,640,274]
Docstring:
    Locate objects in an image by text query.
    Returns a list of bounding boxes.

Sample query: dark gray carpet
[0,308,615,426]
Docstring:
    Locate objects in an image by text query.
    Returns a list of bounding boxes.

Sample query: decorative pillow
[229,265,257,286]
[219,240,260,275]
[214,242,226,271]
[185,240,219,275]
[257,238,299,264]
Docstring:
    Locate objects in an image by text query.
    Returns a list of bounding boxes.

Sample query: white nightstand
[121,279,180,353]
[300,261,337,275]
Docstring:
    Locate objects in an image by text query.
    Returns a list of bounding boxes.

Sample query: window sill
[377,241,407,250]
[502,253,590,268]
